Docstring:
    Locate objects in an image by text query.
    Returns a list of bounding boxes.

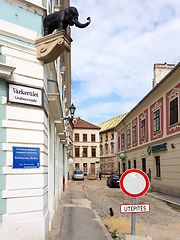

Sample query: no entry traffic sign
[120,169,150,198]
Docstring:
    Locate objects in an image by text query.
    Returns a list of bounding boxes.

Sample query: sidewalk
[46,181,112,240]
[147,191,180,206]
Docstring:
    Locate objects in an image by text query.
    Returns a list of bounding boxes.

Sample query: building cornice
[0,19,42,45]
[5,0,46,16]
[0,63,16,79]
[0,37,36,55]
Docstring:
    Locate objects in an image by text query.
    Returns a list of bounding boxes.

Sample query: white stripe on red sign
[120,203,150,214]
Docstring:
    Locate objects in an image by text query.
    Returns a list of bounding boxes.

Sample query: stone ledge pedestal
[35,30,72,64]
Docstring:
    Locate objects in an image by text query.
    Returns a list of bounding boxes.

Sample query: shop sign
[119,153,125,159]
[13,147,40,168]
[147,143,167,154]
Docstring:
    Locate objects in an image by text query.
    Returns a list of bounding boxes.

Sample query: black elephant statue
[43,6,91,36]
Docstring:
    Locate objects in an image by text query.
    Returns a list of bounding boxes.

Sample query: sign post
[120,169,150,235]
[131,198,136,235]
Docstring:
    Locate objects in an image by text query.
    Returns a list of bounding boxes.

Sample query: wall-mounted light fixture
[63,103,76,120]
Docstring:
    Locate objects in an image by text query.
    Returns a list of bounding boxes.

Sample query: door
[91,163,95,175]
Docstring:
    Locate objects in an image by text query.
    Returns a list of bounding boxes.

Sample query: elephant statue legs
[43,6,91,36]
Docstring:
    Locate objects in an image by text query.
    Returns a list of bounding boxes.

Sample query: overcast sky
[70,0,180,126]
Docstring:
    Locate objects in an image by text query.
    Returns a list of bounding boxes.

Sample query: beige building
[116,62,180,197]
[98,114,127,174]
[71,118,101,179]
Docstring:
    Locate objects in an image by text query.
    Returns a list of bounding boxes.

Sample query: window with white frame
[100,145,103,156]
[111,143,114,154]
[128,160,131,169]
[141,119,146,138]
[153,109,160,132]
[155,156,161,177]
[105,144,108,154]
[127,129,131,145]
[111,131,114,139]
[142,158,146,173]
[170,97,178,126]
[83,148,87,157]
[75,163,79,170]
[118,136,120,150]
[132,125,136,142]
[122,132,124,147]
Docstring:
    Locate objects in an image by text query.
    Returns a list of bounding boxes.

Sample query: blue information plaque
[13,147,40,168]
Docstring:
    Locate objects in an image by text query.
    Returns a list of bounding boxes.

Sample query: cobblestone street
[74,177,180,240]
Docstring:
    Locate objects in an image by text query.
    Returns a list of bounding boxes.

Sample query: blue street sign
[13,147,40,168]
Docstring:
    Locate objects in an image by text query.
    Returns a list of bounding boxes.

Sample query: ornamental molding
[152,102,162,112]
[169,122,180,132]
[168,87,180,100]
[132,119,137,126]
[140,111,146,121]
[35,30,72,64]
[126,122,131,129]
[153,130,162,139]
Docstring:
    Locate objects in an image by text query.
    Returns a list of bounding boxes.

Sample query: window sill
[154,177,162,180]
[169,121,180,129]
[153,129,161,135]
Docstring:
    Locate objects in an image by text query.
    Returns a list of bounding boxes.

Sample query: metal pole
[131,198,136,235]
[123,123,126,171]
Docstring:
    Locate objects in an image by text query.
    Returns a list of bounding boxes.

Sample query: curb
[91,207,113,240]
[147,193,180,207]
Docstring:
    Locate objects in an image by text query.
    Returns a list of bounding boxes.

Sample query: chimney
[153,62,175,88]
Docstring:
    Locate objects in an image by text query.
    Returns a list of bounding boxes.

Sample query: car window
[112,175,119,179]
[75,170,83,174]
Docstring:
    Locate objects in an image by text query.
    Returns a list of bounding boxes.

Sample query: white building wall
[0,1,71,238]
[0,38,49,239]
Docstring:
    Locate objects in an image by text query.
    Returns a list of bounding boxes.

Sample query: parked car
[72,170,84,180]
[107,174,121,188]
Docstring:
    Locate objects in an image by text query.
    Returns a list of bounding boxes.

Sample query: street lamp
[63,103,76,120]
[69,103,76,118]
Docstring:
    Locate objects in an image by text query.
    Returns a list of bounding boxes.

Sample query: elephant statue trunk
[74,17,91,28]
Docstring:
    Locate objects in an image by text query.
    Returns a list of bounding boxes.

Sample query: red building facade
[116,63,180,197]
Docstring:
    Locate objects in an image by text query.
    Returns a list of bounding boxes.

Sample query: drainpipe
[123,122,126,171]
[63,144,65,191]
[116,132,119,174]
